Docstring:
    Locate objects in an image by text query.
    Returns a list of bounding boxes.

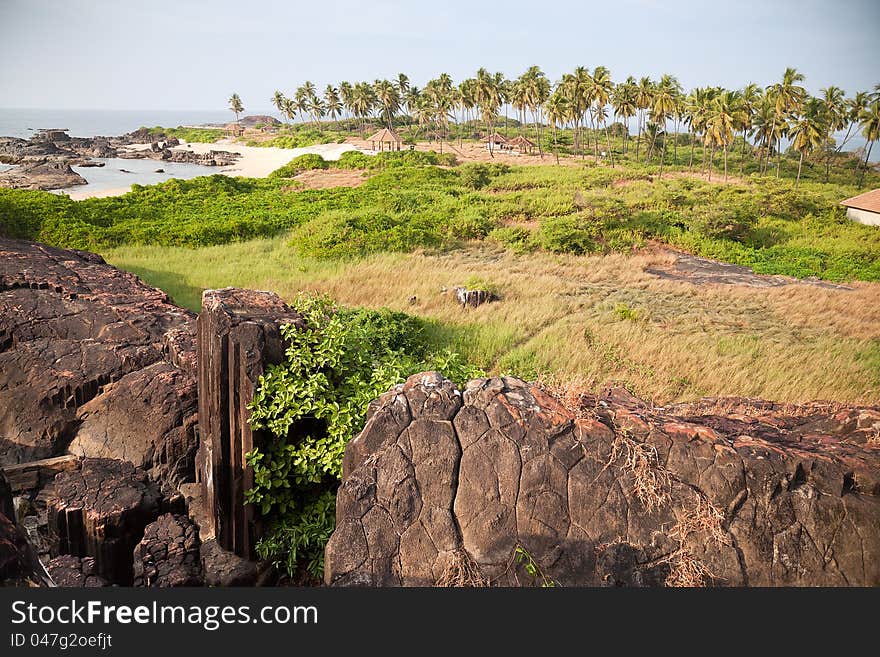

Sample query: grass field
[105,239,880,405]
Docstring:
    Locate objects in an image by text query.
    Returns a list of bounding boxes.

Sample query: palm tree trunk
[723,145,728,181]
[796,151,804,186]
[635,110,642,160]
[775,137,782,178]
[739,131,747,177]
[688,130,696,170]
[604,122,614,167]
[708,144,714,181]
[858,140,874,187]
[553,125,560,165]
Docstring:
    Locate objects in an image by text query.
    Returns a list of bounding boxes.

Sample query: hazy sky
[1,0,878,111]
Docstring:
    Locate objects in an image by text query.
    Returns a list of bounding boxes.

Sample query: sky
[1,0,878,111]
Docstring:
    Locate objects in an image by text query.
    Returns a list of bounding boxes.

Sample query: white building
[841,188,880,226]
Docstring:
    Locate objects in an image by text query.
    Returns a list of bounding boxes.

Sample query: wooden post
[196,288,302,558]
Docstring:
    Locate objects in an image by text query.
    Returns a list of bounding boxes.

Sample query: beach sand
[66,139,362,199]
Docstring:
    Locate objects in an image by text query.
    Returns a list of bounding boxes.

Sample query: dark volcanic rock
[196,287,303,558]
[48,458,162,585]
[200,539,261,586]
[0,238,196,478]
[326,374,880,587]
[45,554,109,587]
[0,160,86,190]
[133,514,202,587]
[69,361,199,488]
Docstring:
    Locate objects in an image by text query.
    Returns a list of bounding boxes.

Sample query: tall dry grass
[105,240,880,405]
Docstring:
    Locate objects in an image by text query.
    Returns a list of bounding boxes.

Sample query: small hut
[482,132,508,150]
[225,123,245,137]
[507,135,536,154]
[367,127,402,152]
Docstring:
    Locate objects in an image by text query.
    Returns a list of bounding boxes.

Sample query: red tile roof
[841,188,880,213]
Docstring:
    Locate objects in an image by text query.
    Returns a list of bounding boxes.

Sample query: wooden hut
[225,122,245,137]
[367,127,403,152]
[507,135,536,154]
[481,132,508,150]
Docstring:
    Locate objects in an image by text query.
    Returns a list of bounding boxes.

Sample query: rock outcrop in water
[325,373,880,586]
[0,129,241,190]
[0,160,87,190]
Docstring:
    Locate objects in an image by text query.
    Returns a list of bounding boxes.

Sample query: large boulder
[326,374,880,587]
[0,160,86,190]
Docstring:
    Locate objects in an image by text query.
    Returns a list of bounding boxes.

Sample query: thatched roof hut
[507,135,536,154]
[481,132,507,145]
[367,127,402,152]
[225,123,245,137]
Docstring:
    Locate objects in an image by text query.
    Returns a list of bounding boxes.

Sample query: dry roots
[435,549,488,587]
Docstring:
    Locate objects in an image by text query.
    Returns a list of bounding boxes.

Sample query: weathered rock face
[45,554,109,587]
[326,374,880,587]
[0,238,197,484]
[48,458,163,585]
[196,287,303,558]
[0,160,86,190]
[133,514,202,587]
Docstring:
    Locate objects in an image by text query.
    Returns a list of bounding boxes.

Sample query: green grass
[142,125,225,143]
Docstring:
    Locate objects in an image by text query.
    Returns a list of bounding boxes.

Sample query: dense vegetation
[247,296,480,580]
[2,157,878,281]
[142,125,225,143]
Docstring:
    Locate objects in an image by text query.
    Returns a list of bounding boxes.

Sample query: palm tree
[523,66,550,157]
[612,78,637,154]
[738,83,760,175]
[857,100,880,187]
[647,77,677,174]
[545,91,570,165]
[324,85,342,122]
[789,98,825,186]
[281,97,297,124]
[339,81,354,125]
[818,86,846,181]
[703,90,738,181]
[768,67,806,178]
[308,95,326,126]
[228,93,244,124]
[475,68,503,155]
[374,79,401,129]
[271,91,287,123]
[634,76,654,161]
[395,73,410,112]
[591,66,615,166]
[351,82,376,136]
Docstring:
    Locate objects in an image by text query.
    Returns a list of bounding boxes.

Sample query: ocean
[0,107,268,139]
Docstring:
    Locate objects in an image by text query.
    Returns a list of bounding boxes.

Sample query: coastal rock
[199,539,263,586]
[133,513,202,587]
[0,238,196,471]
[48,458,163,585]
[326,374,880,587]
[0,160,86,190]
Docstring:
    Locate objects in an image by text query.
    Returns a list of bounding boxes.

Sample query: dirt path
[645,249,853,290]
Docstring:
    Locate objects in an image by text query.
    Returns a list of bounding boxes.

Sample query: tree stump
[47,458,161,585]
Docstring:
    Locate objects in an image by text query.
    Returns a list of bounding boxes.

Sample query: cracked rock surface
[0,238,197,486]
[326,373,880,587]
[133,513,202,587]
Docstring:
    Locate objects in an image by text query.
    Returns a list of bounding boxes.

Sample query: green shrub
[459,162,510,190]
[269,153,329,178]
[247,296,483,579]
[488,225,535,253]
[538,216,599,254]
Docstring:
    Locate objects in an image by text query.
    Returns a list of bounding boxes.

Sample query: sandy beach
[61,139,363,199]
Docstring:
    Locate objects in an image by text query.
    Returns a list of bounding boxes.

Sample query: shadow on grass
[122,265,204,312]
